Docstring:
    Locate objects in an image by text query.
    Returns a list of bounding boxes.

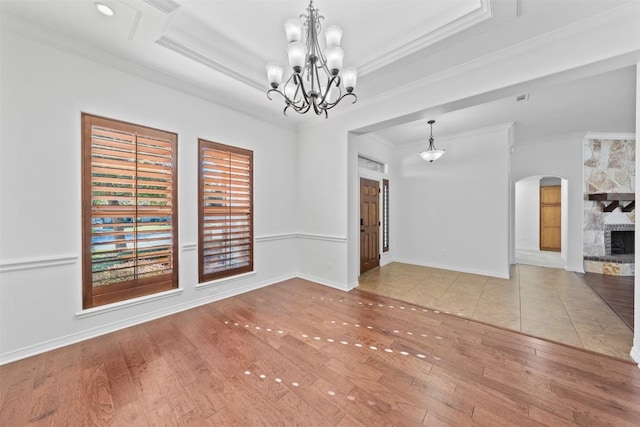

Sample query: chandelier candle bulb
[325,46,344,74]
[325,25,343,47]
[342,67,357,92]
[287,42,306,72]
[266,62,284,88]
[284,18,303,42]
[266,0,358,117]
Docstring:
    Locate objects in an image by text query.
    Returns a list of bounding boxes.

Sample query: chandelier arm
[299,102,313,115]
[292,74,308,108]
[267,88,285,101]
[323,92,357,110]
[295,73,313,106]
[317,73,339,105]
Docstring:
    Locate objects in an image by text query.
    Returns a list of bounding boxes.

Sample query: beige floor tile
[521,319,584,347]
[472,309,521,330]
[357,262,634,362]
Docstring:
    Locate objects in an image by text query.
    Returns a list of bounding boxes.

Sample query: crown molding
[584,132,636,141]
[1,14,295,131]
[516,131,591,147]
[156,35,264,91]
[358,0,495,76]
[142,0,180,14]
[356,1,640,112]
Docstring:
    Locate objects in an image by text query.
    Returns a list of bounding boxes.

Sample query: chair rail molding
[0,254,78,273]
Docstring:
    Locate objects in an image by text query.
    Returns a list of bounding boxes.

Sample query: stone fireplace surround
[583,138,635,276]
[584,223,635,275]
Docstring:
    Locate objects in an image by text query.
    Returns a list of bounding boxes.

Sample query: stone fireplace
[583,138,635,276]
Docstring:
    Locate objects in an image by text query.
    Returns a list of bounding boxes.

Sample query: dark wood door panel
[360,178,379,274]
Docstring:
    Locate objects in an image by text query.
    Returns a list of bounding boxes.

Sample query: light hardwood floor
[358,263,634,361]
[2,278,640,426]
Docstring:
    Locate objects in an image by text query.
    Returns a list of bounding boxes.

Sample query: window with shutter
[199,139,253,282]
[82,114,178,309]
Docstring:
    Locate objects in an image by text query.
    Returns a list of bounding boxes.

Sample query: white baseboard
[0,273,296,365]
[296,273,355,292]
[630,346,640,366]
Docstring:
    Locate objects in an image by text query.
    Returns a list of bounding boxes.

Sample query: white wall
[0,31,299,363]
[393,125,512,278]
[515,177,540,251]
[511,134,585,272]
[561,178,569,262]
[633,63,640,365]
[295,121,351,289]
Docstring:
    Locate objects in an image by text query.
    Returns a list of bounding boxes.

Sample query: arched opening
[514,175,569,269]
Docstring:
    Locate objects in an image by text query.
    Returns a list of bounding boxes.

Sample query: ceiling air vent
[516,94,530,102]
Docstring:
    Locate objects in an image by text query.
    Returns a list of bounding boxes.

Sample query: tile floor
[358,262,634,361]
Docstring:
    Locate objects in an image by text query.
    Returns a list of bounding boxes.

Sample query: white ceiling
[371,66,637,146]
[1,0,637,141]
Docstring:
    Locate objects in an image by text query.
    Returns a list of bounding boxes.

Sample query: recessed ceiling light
[95,2,114,17]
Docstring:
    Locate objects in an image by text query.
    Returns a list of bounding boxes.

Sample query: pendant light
[419,120,445,162]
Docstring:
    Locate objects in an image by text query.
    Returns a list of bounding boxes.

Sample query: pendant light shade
[419,120,445,163]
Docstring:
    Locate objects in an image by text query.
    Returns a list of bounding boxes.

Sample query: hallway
[358,263,634,361]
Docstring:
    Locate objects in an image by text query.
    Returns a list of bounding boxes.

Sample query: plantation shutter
[82,114,178,308]
[199,139,253,282]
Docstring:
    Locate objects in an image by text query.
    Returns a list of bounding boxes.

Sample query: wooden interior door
[360,178,380,274]
[540,185,561,252]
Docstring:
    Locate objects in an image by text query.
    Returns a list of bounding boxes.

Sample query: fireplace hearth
[610,230,634,255]
[605,224,635,256]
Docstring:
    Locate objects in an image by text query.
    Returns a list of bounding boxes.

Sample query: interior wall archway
[514,175,569,269]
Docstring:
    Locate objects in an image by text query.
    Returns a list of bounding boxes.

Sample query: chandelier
[265,0,358,118]
[419,120,445,162]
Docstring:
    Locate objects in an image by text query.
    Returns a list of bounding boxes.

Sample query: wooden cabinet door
[360,178,380,274]
[540,186,561,252]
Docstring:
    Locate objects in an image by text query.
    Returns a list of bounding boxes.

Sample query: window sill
[76,288,183,319]
[196,271,256,290]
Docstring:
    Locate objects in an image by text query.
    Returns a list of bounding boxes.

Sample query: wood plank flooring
[579,272,634,331]
[2,278,640,426]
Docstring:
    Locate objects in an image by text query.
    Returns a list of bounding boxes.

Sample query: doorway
[360,178,380,274]
[540,185,561,251]
[514,176,567,269]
